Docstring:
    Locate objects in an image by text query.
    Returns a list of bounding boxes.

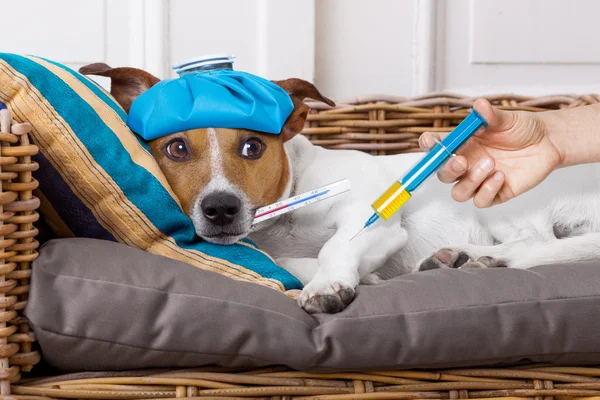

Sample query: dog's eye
[164,138,190,161]
[239,137,265,160]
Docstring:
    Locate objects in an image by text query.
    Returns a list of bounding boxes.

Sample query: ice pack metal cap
[172,54,236,76]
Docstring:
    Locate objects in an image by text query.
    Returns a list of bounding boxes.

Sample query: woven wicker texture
[11,365,600,400]
[4,94,600,399]
[0,109,41,397]
[303,93,600,154]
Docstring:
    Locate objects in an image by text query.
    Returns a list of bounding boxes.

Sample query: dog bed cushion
[0,53,301,293]
[26,238,600,372]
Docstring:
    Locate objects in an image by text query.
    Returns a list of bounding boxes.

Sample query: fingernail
[423,137,433,148]
[479,158,493,172]
[494,171,504,181]
[452,160,465,172]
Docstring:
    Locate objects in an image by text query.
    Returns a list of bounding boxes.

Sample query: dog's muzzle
[201,192,241,226]
[192,191,252,245]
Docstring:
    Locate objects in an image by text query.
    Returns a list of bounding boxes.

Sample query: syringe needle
[350,226,366,241]
[350,213,380,241]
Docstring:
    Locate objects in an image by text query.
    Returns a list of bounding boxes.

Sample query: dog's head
[80,63,334,245]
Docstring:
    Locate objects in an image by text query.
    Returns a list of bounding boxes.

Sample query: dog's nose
[201,192,241,225]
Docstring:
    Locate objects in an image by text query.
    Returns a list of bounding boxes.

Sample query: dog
[80,63,600,314]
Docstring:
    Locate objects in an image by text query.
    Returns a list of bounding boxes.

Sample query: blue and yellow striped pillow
[0,53,302,293]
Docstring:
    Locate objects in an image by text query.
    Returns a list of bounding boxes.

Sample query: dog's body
[80,63,600,314]
[251,134,600,311]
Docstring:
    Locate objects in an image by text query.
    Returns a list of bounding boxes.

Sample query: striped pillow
[0,53,302,293]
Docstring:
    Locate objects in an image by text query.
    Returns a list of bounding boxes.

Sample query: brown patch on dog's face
[147,129,210,215]
[212,129,290,208]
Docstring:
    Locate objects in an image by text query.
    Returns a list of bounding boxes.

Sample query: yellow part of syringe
[349,182,411,241]
[371,181,412,220]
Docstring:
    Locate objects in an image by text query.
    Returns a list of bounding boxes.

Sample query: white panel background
[470,0,600,64]
[4,0,600,99]
[314,0,416,100]
[2,0,108,67]
[439,0,600,96]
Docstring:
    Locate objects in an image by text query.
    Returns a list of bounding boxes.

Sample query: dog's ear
[273,78,335,142]
[79,63,160,113]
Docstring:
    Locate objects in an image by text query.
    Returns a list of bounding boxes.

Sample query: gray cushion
[26,238,600,372]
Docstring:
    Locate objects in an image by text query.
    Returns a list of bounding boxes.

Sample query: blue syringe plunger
[399,108,487,193]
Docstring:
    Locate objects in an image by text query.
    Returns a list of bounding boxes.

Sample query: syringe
[350,109,488,241]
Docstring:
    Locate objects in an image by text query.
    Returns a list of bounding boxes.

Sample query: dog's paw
[298,280,356,314]
[415,248,507,272]
[464,255,508,269]
[361,272,383,285]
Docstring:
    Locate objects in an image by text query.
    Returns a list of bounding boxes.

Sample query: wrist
[539,109,570,168]
[540,103,600,168]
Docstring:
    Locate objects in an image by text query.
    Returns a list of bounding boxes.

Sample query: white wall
[438,0,600,96]
[4,0,600,99]
[169,0,315,81]
[314,0,416,99]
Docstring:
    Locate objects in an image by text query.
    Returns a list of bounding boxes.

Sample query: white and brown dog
[81,64,600,314]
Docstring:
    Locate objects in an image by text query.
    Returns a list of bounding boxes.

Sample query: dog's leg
[276,257,318,286]
[416,232,600,271]
[299,221,408,314]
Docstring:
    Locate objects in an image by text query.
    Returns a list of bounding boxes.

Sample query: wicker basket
[5,94,600,399]
[0,109,41,397]
[303,93,600,155]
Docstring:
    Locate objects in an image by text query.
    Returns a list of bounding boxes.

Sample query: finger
[492,181,517,207]
[418,132,442,151]
[451,157,495,202]
[472,171,505,208]
[437,155,468,183]
[473,98,514,131]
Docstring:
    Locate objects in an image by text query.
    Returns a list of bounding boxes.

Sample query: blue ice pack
[127,54,294,140]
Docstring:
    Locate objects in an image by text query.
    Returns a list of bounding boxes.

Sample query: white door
[434,0,600,95]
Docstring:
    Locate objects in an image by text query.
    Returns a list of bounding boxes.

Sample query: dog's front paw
[415,248,507,272]
[298,280,356,314]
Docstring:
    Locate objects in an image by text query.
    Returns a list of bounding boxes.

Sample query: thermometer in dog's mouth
[252,179,351,225]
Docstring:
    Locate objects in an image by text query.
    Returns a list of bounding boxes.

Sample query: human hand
[419,98,562,207]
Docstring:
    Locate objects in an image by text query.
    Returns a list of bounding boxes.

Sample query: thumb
[473,98,514,131]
